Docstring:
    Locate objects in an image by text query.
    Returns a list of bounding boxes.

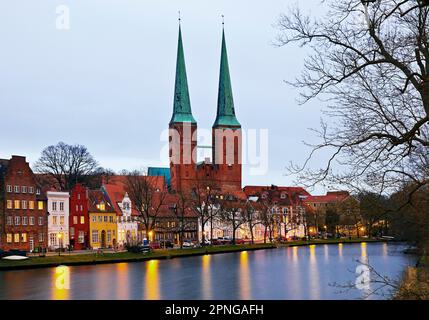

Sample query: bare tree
[170,191,197,249]
[218,194,247,245]
[276,1,429,194]
[125,170,168,242]
[34,142,99,191]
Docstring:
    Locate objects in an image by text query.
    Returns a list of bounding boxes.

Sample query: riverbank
[396,252,429,299]
[0,243,276,271]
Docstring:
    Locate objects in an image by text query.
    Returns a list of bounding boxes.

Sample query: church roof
[170,25,196,125]
[213,29,241,128]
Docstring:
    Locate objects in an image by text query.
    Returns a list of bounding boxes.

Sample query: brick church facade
[169,26,242,194]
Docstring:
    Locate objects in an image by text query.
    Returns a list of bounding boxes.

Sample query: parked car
[7,249,27,257]
[235,239,246,245]
[182,241,195,248]
[136,245,153,254]
[200,239,211,246]
[150,242,161,250]
[159,240,174,249]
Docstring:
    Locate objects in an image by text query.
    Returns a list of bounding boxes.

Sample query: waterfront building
[69,183,90,250]
[47,190,70,250]
[0,156,48,252]
[88,190,117,249]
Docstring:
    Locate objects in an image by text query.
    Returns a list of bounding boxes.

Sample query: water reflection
[239,251,251,300]
[308,245,320,299]
[116,263,129,300]
[145,260,160,300]
[360,242,368,263]
[51,266,70,300]
[338,243,343,261]
[201,255,212,300]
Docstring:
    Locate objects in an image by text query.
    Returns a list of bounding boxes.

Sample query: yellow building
[88,190,117,249]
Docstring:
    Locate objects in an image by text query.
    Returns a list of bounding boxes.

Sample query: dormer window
[98,202,106,211]
[281,193,286,199]
[36,188,41,195]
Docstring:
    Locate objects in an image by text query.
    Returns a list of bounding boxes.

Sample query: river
[0,242,415,300]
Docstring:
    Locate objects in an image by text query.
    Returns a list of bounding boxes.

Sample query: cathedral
[168,25,242,194]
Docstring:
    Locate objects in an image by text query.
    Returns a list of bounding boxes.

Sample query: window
[6,185,12,193]
[14,216,20,225]
[7,233,12,243]
[29,201,34,210]
[73,216,78,224]
[70,227,75,237]
[80,205,83,211]
[14,186,19,193]
[99,203,105,211]
[77,193,81,200]
[107,230,111,243]
[38,217,43,226]
[22,200,27,210]
[60,216,64,225]
[21,233,27,243]
[38,201,44,210]
[80,216,85,224]
[109,216,114,223]
[36,188,41,195]
[98,216,102,223]
[22,186,27,193]
[38,233,44,242]
[14,233,20,243]
[29,217,35,225]
[6,216,12,225]
[92,230,99,243]
[76,205,79,212]
[6,200,12,209]
[104,216,108,222]
[78,231,84,243]
[60,202,64,211]
[52,216,57,225]
[50,233,57,247]
[22,216,28,225]
[52,202,57,211]
[29,186,34,194]
[281,193,286,199]
[92,215,97,223]
[14,200,20,209]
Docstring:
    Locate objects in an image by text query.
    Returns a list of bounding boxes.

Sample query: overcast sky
[0,0,332,193]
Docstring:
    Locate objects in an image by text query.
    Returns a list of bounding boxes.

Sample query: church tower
[212,27,242,191]
[169,25,198,193]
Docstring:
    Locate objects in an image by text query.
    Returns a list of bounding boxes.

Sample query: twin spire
[170,23,241,128]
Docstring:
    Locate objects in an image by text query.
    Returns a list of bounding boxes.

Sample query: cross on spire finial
[178,10,181,25]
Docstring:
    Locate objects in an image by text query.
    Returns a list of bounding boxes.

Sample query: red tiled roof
[88,190,115,213]
[303,191,350,204]
[102,183,140,217]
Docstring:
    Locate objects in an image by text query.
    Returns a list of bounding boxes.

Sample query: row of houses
[0,155,359,252]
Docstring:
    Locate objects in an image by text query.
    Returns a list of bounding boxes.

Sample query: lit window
[92,230,99,243]
[107,230,111,243]
[6,185,12,193]
[6,200,12,209]
[78,231,84,243]
[6,234,12,243]
[73,216,78,224]
[80,205,83,211]
[21,233,27,243]
[14,233,20,243]
[77,193,81,200]
[38,201,44,210]
[14,200,20,209]
[80,216,85,224]
[29,201,34,210]
[52,216,57,225]
[60,216,64,225]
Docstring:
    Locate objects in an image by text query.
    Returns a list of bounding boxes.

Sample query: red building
[69,183,90,250]
[0,156,48,252]
[168,26,242,194]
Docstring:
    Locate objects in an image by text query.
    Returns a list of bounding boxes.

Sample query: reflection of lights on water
[239,251,251,300]
[201,255,212,300]
[52,265,70,300]
[145,260,160,300]
[308,245,320,299]
[116,263,129,300]
[361,242,368,263]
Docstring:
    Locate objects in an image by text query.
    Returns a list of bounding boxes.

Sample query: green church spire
[170,25,196,125]
[213,28,241,128]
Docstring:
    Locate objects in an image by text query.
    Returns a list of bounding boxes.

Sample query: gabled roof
[102,183,139,217]
[88,190,115,213]
[303,191,350,204]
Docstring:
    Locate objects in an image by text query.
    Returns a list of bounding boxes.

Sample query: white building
[116,193,139,247]
[47,191,70,250]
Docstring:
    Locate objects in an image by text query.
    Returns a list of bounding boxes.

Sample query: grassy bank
[0,243,275,271]
[396,253,429,299]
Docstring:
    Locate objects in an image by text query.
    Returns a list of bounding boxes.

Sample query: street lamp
[57,233,63,256]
